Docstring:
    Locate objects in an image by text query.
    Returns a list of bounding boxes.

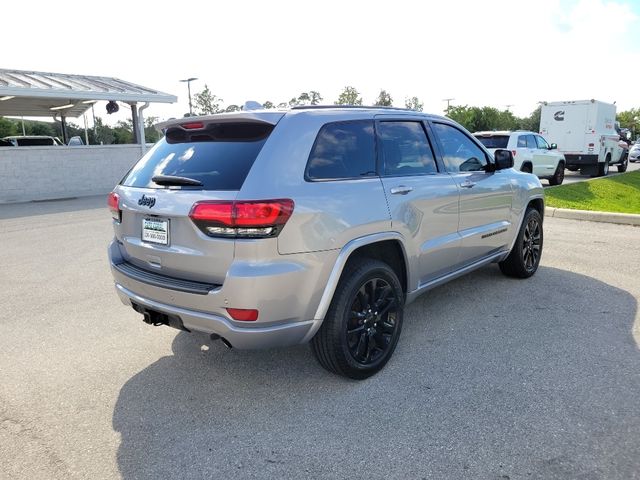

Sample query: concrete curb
[545,207,640,226]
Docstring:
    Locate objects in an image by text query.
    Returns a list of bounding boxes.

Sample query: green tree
[445,105,520,132]
[193,84,223,115]
[335,86,363,105]
[517,106,541,132]
[288,91,323,107]
[262,101,275,109]
[374,90,393,107]
[0,117,18,137]
[225,105,241,112]
[404,96,424,111]
[113,120,134,144]
[617,108,640,137]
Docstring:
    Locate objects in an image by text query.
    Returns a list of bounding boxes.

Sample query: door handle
[390,185,413,195]
[460,180,476,188]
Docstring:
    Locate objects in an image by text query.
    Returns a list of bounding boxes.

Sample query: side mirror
[550,143,557,150]
[494,149,514,170]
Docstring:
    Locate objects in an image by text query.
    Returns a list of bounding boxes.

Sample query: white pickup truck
[540,100,628,176]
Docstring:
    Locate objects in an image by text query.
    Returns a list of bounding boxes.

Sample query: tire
[596,155,610,177]
[520,163,532,174]
[617,154,628,173]
[311,258,404,379]
[499,208,543,279]
[548,161,565,186]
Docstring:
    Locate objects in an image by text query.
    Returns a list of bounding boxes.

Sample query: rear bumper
[108,239,336,348]
[114,283,317,349]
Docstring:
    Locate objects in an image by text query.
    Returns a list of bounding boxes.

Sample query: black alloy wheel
[311,258,404,379]
[499,207,544,278]
[345,278,398,365]
[522,216,542,273]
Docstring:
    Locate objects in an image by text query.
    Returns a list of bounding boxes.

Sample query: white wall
[0,145,146,203]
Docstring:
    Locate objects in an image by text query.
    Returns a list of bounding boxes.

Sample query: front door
[429,121,513,266]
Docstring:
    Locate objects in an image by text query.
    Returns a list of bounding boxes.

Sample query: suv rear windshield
[121,122,273,190]
[474,135,509,149]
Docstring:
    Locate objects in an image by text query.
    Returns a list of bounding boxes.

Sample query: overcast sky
[4,0,640,124]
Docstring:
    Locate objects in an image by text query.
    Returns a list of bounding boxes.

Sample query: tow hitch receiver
[131,303,190,332]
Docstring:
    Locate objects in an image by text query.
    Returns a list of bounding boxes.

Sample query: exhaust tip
[220,337,233,349]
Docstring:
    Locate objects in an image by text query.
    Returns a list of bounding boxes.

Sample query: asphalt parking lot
[1,196,639,480]
[544,159,639,187]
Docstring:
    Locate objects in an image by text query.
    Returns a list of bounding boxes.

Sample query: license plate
[142,218,169,245]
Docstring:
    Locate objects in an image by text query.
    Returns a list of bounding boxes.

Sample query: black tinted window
[16,138,56,146]
[306,121,376,180]
[475,135,509,149]
[121,122,272,190]
[432,123,488,173]
[379,121,437,176]
[517,136,527,147]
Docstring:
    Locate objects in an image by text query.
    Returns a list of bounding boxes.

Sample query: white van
[539,100,628,176]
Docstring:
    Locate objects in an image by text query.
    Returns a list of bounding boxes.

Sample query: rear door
[376,119,461,284]
[430,121,513,265]
[514,134,533,170]
[113,119,278,285]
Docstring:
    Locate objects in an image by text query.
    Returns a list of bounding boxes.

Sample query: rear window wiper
[152,175,203,187]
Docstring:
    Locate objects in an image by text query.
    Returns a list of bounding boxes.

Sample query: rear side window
[306,120,376,180]
[517,136,527,147]
[121,122,273,190]
[379,121,437,176]
[526,135,537,149]
[475,135,509,149]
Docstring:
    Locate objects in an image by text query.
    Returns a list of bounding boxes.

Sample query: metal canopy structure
[0,68,177,146]
[0,68,176,117]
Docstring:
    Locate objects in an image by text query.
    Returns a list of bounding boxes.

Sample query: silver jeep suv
[108,106,544,379]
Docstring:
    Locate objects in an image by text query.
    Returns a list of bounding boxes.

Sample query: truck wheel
[311,258,404,379]
[548,161,565,186]
[499,208,543,279]
[597,155,610,177]
[520,163,532,174]
[617,155,628,173]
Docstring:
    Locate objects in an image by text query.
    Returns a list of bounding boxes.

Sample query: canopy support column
[137,102,150,155]
[130,103,139,144]
[60,116,68,144]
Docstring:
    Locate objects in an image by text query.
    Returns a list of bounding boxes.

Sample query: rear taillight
[107,192,121,222]
[189,199,294,238]
[511,150,517,156]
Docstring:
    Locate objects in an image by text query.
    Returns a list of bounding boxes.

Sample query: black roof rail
[291,104,414,111]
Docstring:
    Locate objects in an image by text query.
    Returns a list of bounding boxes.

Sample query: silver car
[108,106,544,379]
[629,142,640,163]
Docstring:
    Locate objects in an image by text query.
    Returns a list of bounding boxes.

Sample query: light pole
[180,77,198,116]
[443,98,454,114]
